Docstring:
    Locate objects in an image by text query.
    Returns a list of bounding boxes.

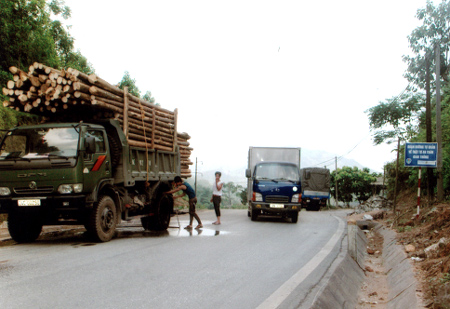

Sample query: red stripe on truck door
[91,155,106,171]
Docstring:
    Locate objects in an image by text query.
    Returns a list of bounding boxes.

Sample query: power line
[311,134,369,168]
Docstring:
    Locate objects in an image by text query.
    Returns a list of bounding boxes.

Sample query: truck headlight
[0,187,11,196]
[291,194,300,203]
[253,192,263,202]
[58,184,83,194]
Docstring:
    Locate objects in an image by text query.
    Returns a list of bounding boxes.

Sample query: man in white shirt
[211,171,223,225]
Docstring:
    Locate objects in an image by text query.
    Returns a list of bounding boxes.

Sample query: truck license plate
[18,199,41,206]
[270,204,284,208]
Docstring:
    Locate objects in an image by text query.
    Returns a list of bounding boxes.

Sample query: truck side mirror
[245,168,251,178]
[85,136,96,154]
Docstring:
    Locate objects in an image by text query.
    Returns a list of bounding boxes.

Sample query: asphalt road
[0,209,348,309]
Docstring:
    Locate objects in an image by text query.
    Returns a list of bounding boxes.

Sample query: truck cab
[245,147,302,223]
[300,167,330,211]
[0,120,177,242]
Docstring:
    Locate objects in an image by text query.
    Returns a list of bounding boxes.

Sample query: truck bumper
[0,195,89,223]
[249,202,300,215]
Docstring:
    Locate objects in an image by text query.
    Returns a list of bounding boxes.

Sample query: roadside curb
[310,221,367,308]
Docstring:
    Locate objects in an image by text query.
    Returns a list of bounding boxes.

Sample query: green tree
[239,187,248,205]
[195,182,213,208]
[330,167,377,206]
[371,1,450,200]
[366,92,424,145]
[64,50,94,75]
[118,71,141,98]
[403,0,450,89]
[0,0,77,86]
[143,91,156,104]
[222,182,244,207]
[0,0,93,127]
[353,168,379,203]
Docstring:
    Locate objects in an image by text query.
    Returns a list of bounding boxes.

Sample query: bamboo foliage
[2,63,192,178]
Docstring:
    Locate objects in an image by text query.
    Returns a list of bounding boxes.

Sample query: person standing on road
[166,176,203,229]
[211,171,224,225]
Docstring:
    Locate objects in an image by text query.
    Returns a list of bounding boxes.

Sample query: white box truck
[245,147,302,223]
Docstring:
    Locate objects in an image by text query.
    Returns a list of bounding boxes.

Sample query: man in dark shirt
[166,176,203,229]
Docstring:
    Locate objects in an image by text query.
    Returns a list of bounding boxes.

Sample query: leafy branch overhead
[366,93,424,145]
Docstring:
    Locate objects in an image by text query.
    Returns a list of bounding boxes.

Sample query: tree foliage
[222,182,244,207]
[0,0,93,85]
[330,167,378,206]
[143,91,156,104]
[366,92,424,144]
[0,0,94,129]
[403,0,450,89]
[118,71,141,98]
[370,1,450,199]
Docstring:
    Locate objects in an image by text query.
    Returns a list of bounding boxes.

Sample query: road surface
[0,209,348,308]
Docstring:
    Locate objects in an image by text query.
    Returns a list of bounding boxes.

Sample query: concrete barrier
[311,222,367,308]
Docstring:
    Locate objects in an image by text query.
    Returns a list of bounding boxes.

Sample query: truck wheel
[8,211,43,243]
[88,195,117,242]
[290,211,298,223]
[144,191,173,231]
[251,209,259,221]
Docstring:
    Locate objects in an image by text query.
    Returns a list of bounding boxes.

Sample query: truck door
[82,129,111,192]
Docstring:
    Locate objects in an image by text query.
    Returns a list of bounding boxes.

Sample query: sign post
[404,142,438,218]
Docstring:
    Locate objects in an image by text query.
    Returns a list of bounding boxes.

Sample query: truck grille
[14,186,54,195]
[265,195,289,203]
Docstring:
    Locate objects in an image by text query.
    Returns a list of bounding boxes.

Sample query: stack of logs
[2,62,192,178]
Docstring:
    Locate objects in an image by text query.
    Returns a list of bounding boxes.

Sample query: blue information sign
[404,142,438,168]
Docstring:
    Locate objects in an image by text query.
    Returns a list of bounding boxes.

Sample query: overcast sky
[63,0,433,173]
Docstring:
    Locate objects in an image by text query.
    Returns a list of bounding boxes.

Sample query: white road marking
[257,216,345,309]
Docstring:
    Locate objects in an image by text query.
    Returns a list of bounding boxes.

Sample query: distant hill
[192,148,368,186]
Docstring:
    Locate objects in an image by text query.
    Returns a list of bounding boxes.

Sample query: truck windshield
[0,127,79,160]
[254,163,299,182]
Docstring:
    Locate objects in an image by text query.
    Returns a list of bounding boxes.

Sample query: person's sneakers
[212,221,221,225]
[184,225,193,229]
[195,224,203,229]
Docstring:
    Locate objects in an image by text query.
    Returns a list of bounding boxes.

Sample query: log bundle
[2,63,193,178]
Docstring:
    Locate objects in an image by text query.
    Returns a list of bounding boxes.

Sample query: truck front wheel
[290,211,298,223]
[8,211,43,243]
[251,209,260,221]
[88,195,117,242]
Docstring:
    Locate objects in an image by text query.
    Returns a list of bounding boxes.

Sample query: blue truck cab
[245,147,301,223]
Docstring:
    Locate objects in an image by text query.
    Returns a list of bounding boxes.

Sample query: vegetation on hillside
[367,0,450,201]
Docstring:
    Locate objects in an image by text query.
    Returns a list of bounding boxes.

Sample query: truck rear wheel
[8,211,43,243]
[88,195,117,242]
[143,189,173,231]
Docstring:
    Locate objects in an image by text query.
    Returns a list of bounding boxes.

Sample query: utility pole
[195,157,198,193]
[394,138,400,213]
[436,43,444,202]
[335,157,338,208]
[425,55,434,203]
